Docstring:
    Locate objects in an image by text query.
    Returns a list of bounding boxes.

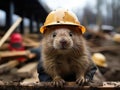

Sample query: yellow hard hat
[92,53,108,67]
[113,33,120,43]
[40,8,86,34]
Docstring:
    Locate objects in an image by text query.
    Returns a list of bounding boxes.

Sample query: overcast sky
[0,0,97,26]
[41,0,96,10]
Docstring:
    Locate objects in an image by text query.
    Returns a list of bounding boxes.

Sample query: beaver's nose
[60,39,67,46]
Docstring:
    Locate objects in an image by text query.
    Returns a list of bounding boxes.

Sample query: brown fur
[41,25,92,86]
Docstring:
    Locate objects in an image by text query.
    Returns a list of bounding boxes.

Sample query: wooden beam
[0,60,19,74]
[0,42,40,50]
[23,42,40,47]
[23,37,36,43]
[0,17,22,47]
[23,34,40,39]
[91,45,120,52]
[23,37,40,47]
[22,70,39,84]
[0,54,36,74]
[0,81,119,90]
[16,62,37,78]
[0,43,8,51]
[0,50,36,60]
[103,82,120,87]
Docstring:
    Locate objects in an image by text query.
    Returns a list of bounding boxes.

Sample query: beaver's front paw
[76,76,86,86]
[51,76,65,87]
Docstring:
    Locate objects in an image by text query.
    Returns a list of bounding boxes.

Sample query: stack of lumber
[0,19,120,88]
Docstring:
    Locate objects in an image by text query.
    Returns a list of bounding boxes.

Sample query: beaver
[39,25,96,87]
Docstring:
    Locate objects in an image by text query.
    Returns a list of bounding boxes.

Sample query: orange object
[40,8,86,34]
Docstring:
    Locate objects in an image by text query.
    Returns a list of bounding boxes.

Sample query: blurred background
[0,0,120,85]
[0,0,120,33]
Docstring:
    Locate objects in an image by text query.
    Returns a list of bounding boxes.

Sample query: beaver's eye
[52,32,57,38]
[69,32,73,37]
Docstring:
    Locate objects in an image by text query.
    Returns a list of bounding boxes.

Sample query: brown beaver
[40,25,95,87]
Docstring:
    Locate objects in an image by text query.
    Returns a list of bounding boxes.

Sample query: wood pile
[0,25,120,89]
[86,28,120,81]
[0,26,40,86]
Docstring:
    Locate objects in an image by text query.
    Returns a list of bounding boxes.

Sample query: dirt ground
[0,34,120,85]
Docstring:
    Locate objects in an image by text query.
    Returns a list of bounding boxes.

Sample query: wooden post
[5,0,14,30]
[20,15,24,34]
[30,16,34,33]
[36,21,39,33]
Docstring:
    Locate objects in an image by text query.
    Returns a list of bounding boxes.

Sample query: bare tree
[112,0,120,28]
[96,0,104,26]
[82,4,96,26]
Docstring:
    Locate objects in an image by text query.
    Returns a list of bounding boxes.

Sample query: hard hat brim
[93,60,108,67]
[99,63,108,67]
[40,23,86,34]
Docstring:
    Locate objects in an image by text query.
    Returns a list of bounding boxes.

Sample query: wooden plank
[0,60,19,74]
[0,81,119,90]
[0,51,28,57]
[0,17,22,47]
[0,50,36,60]
[22,70,39,84]
[91,45,120,53]
[0,52,36,74]
[23,37,39,44]
[0,43,8,51]
[23,37,40,47]
[16,62,38,78]
[23,42,40,47]
[0,42,40,50]
[103,82,120,87]
[23,34,40,41]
